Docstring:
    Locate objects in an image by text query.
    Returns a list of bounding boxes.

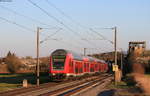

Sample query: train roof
[51,49,82,60]
[51,49,106,63]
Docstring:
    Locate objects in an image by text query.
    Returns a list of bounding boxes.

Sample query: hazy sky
[0,0,150,57]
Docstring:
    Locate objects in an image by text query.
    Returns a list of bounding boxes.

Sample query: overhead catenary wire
[0,16,50,37]
[0,5,56,28]
[45,0,115,53]
[28,0,68,28]
[81,31,104,40]
[45,0,112,48]
[0,5,67,41]
[45,0,99,38]
[46,0,94,47]
[90,28,114,44]
[0,16,34,33]
[40,28,62,44]
[0,3,83,49]
[0,16,79,49]
[59,40,83,49]
[28,0,95,48]
[45,0,86,29]
[1,0,114,53]
[37,0,105,50]
[27,0,79,36]
[0,1,117,56]
[0,16,58,39]
[0,3,85,55]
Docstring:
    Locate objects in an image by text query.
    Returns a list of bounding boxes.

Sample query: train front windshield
[52,55,66,70]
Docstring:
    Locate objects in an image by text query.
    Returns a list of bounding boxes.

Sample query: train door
[97,63,99,72]
[85,62,89,73]
[79,62,81,74]
[101,63,104,72]
[72,60,77,75]
[79,61,83,74]
[94,62,97,72]
[88,62,90,73]
[104,63,108,72]
[88,63,90,72]
[86,62,88,72]
[83,62,86,73]
[81,62,83,74]
[75,61,79,74]
[72,60,75,74]
[92,62,94,72]
[98,63,100,72]
[69,59,73,73]
[90,62,94,72]
[95,63,98,72]
[99,63,102,72]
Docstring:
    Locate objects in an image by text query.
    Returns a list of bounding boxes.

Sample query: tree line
[0,51,49,73]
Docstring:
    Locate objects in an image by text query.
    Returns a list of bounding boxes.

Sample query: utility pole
[91,26,119,83]
[114,26,118,85]
[114,27,117,66]
[120,49,123,71]
[35,27,60,86]
[36,27,41,86]
[84,48,87,56]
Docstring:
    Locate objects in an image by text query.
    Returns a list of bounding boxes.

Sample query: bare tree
[5,51,22,73]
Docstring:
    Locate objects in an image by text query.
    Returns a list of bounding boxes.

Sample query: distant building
[128,41,146,56]
[21,59,36,70]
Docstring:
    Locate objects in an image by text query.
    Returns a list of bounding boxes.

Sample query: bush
[40,57,49,72]
[5,52,22,73]
[25,56,33,59]
[0,58,2,64]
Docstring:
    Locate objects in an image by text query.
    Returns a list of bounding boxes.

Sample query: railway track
[0,73,112,96]
[0,82,59,96]
[40,74,112,96]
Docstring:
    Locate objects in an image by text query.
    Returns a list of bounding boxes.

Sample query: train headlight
[52,73,56,76]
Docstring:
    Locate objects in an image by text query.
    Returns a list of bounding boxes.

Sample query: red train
[49,49,108,79]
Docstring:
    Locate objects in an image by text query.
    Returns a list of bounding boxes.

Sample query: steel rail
[39,74,112,96]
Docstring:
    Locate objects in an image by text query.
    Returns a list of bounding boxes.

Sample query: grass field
[146,74,150,77]
[0,72,50,92]
[106,74,150,95]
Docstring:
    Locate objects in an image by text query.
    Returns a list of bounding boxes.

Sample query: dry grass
[0,73,50,92]
[128,52,150,95]
[134,73,150,95]
[132,63,150,95]
[0,83,21,92]
[0,64,9,73]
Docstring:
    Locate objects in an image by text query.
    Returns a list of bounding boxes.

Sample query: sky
[0,0,150,57]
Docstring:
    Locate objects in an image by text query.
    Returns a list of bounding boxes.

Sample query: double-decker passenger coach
[49,49,108,79]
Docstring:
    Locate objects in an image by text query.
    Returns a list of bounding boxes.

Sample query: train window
[52,55,66,70]
[75,61,78,65]
[75,68,78,73]
[87,63,88,67]
[84,63,86,68]
[69,60,72,66]
[95,64,97,68]
[90,68,94,72]
[80,68,82,73]
[71,61,74,67]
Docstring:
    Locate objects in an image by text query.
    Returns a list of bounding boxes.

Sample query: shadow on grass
[122,75,136,87]
[0,72,51,85]
[97,89,116,96]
